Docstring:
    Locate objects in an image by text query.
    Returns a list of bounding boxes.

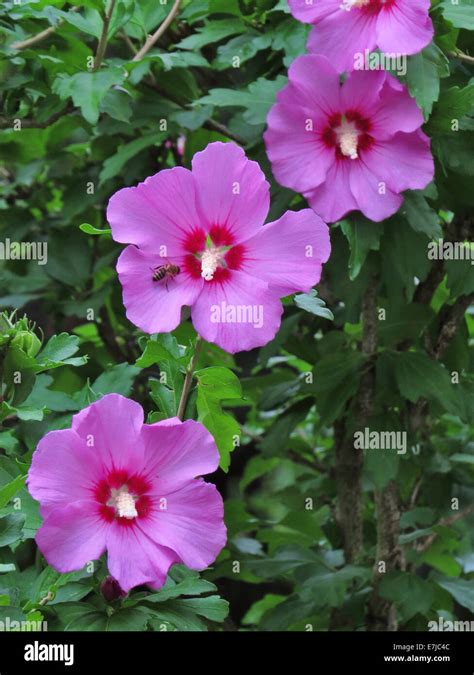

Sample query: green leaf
[392,352,456,406]
[242,594,286,626]
[402,191,442,238]
[379,572,434,620]
[196,75,287,125]
[195,366,243,471]
[259,595,316,631]
[310,351,366,426]
[260,398,313,455]
[436,577,474,612]
[297,565,370,608]
[139,573,217,605]
[247,545,320,577]
[450,453,474,464]
[38,333,82,365]
[92,363,140,397]
[167,596,229,623]
[149,380,178,418]
[52,69,125,125]
[434,132,474,175]
[365,446,400,490]
[56,7,103,38]
[136,335,182,368]
[294,290,334,321]
[45,230,92,288]
[0,475,26,509]
[146,595,228,631]
[240,456,280,491]
[56,603,149,631]
[406,44,449,118]
[0,513,25,547]
[340,216,382,280]
[440,0,474,29]
[176,19,246,50]
[429,84,474,134]
[79,223,112,236]
[445,257,474,295]
[378,304,434,346]
[100,88,134,122]
[99,132,166,184]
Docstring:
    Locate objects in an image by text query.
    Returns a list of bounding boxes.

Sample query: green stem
[177,337,203,421]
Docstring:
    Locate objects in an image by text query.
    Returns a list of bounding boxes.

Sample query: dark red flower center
[94,470,151,526]
[182,224,245,283]
[322,110,374,160]
[340,0,395,14]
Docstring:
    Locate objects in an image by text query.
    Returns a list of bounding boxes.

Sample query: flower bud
[11,331,41,357]
[100,576,126,602]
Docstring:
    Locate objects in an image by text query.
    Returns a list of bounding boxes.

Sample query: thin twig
[133,0,181,62]
[205,118,245,145]
[0,108,69,130]
[177,337,202,421]
[93,0,117,71]
[12,25,57,50]
[449,51,474,66]
[433,293,474,359]
[416,504,474,552]
[409,476,423,509]
[143,79,246,145]
[11,7,79,50]
[120,31,138,55]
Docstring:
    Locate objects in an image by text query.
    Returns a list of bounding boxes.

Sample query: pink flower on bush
[27,394,226,592]
[107,142,330,354]
[288,0,434,73]
[265,55,434,223]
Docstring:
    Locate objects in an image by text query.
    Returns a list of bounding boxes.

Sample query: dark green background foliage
[0,0,474,631]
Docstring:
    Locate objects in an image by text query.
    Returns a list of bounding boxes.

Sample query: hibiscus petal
[36,502,108,574]
[370,75,425,140]
[116,245,203,334]
[191,271,283,353]
[106,522,180,592]
[349,159,403,222]
[191,142,270,241]
[241,209,330,297]
[282,55,341,118]
[140,419,220,493]
[71,394,145,474]
[376,1,433,55]
[264,103,335,194]
[362,130,434,193]
[341,69,387,117]
[28,429,99,510]
[288,0,342,24]
[107,167,200,254]
[307,8,378,73]
[305,160,359,223]
[139,480,226,571]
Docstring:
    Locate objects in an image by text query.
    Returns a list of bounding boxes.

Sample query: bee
[151,263,180,290]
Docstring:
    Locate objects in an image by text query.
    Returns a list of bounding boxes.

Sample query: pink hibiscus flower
[107,142,330,354]
[288,0,434,73]
[27,394,226,592]
[264,55,434,223]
